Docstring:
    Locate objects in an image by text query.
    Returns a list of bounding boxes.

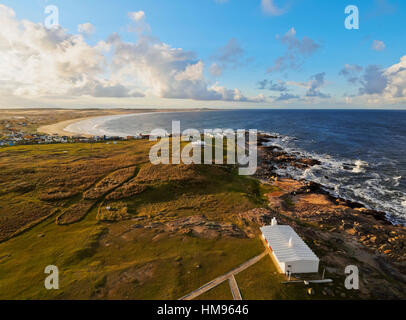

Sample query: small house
[261,219,319,274]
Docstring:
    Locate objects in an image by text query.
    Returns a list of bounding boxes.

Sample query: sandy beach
[36,109,161,137]
[36,108,209,137]
[38,117,100,137]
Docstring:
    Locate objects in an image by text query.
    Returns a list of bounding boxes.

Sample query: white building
[261,219,319,274]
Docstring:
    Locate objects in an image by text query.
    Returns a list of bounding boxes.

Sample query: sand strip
[37,117,100,137]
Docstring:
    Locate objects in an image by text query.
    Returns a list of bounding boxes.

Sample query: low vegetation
[0,139,272,299]
[56,200,96,225]
[97,202,130,222]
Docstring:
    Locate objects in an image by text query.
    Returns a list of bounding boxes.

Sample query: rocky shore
[253,133,406,299]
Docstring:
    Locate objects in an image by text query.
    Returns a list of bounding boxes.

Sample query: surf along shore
[252,132,406,298]
[37,109,205,137]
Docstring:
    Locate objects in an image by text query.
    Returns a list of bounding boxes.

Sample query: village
[0,120,151,147]
[0,132,152,147]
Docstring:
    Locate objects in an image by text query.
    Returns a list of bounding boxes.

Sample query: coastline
[254,134,406,270]
[256,133,405,226]
[38,117,101,137]
[37,109,210,137]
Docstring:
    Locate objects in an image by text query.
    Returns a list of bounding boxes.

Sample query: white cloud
[129,11,145,22]
[267,27,320,73]
[78,23,95,35]
[0,5,258,103]
[209,63,223,77]
[208,38,247,77]
[108,35,258,102]
[339,64,363,84]
[128,11,150,33]
[261,0,287,16]
[306,72,330,98]
[383,55,406,98]
[211,38,245,67]
[372,40,386,51]
[343,56,406,102]
[0,5,107,97]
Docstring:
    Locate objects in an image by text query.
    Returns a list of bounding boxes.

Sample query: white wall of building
[282,260,319,274]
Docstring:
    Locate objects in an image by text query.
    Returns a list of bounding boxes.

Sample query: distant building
[261,219,319,274]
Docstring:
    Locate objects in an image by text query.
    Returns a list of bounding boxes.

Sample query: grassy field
[0,138,341,300]
[235,254,321,300]
[0,139,274,299]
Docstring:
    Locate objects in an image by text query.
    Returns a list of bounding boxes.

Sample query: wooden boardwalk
[179,251,267,300]
[228,274,242,300]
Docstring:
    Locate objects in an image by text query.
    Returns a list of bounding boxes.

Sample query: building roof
[261,225,319,263]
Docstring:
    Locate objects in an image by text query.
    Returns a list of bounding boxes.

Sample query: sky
[0,0,406,109]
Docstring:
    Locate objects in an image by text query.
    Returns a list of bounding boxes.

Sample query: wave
[261,131,406,225]
[352,160,369,173]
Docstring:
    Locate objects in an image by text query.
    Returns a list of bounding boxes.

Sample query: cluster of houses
[0,132,151,147]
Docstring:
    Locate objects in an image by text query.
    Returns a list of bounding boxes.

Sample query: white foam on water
[64,112,172,137]
[393,176,402,187]
[352,160,368,173]
[262,133,406,225]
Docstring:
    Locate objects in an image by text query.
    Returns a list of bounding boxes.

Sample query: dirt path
[179,251,267,300]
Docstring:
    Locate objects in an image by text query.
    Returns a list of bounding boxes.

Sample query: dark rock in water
[263,145,283,151]
[297,158,322,166]
[261,134,279,139]
[295,182,324,194]
[257,134,280,146]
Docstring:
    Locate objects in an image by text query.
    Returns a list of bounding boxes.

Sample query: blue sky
[1,0,406,108]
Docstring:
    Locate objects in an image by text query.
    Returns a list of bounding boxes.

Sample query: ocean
[65,109,406,224]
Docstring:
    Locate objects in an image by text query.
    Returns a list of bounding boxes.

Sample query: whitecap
[393,176,402,187]
[352,159,368,173]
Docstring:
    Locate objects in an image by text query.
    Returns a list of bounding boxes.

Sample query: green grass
[0,206,264,299]
[0,139,270,299]
[236,255,326,300]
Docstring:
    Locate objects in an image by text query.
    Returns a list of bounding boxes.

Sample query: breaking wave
[262,131,406,226]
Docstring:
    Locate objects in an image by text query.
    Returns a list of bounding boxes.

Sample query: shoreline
[38,113,405,226]
[37,109,210,137]
[256,133,406,227]
[254,134,406,270]
[38,117,101,138]
[37,110,166,137]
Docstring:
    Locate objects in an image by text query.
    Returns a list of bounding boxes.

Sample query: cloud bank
[0,5,258,103]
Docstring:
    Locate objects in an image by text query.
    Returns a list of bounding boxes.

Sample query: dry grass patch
[97,202,130,222]
[84,167,136,200]
[0,197,56,242]
[106,180,147,201]
[56,200,95,225]
[135,164,207,183]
